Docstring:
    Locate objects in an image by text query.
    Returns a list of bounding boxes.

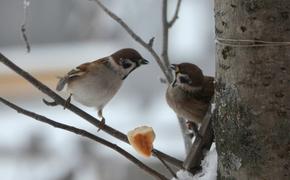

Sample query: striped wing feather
[55,58,108,91]
[56,62,90,91]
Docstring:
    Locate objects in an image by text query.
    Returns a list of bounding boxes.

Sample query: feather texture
[166,63,214,124]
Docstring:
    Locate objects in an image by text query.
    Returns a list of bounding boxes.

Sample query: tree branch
[168,0,182,28]
[153,149,177,178]
[0,53,183,169]
[177,117,193,155]
[162,0,171,76]
[148,37,155,48]
[21,0,31,52]
[161,0,182,73]
[183,107,214,173]
[161,0,191,154]
[92,0,172,81]
[0,97,169,180]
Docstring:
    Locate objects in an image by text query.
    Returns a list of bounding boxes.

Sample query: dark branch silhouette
[0,53,183,169]
[21,0,31,52]
[0,97,169,180]
[183,107,214,173]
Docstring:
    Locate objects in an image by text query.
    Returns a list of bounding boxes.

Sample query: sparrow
[166,63,214,137]
[56,48,149,130]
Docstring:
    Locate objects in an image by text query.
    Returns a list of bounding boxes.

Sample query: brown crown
[111,48,143,64]
[175,63,204,86]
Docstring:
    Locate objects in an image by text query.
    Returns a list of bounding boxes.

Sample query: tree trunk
[214,0,290,179]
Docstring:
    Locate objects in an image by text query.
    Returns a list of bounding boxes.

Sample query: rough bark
[214,0,290,179]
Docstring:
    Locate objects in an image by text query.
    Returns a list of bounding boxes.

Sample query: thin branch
[161,0,182,76]
[177,117,193,155]
[21,0,31,53]
[183,107,214,173]
[168,0,182,28]
[162,0,171,76]
[21,25,30,53]
[92,0,171,81]
[153,149,177,178]
[0,53,183,169]
[162,0,190,154]
[0,97,169,180]
[148,37,155,48]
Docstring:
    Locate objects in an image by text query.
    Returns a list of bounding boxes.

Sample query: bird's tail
[56,76,69,91]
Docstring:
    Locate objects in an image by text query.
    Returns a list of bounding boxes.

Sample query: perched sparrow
[166,63,214,137]
[56,48,149,129]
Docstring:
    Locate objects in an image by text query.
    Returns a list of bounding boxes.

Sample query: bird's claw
[97,117,106,132]
[186,121,202,139]
[63,94,72,110]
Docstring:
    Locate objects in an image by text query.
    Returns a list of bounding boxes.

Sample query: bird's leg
[63,93,72,109]
[97,109,106,132]
[186,121,202,139]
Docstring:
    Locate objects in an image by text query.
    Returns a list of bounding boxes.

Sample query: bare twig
[168,0,182,28]
[0,97,169,180]
[183,108,214,173]
[92,0,171,81]
[161,0,182,74]
[148,37,155,48]
[161,0,191,154]
[177,117,193,155]
[161,0,171,75]
[21,0,31,53]
[153,149,177,178]
[21,25,30,53]
[0,53,183,169]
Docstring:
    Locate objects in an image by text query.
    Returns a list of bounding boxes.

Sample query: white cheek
[108,56,120,70]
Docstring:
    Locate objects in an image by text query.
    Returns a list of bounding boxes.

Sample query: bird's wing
[55,62,90,91]
[193,76,214,103]
[201,76,215,102]
[56,58,109,91]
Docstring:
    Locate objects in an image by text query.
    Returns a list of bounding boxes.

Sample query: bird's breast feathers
[66,62,122,108]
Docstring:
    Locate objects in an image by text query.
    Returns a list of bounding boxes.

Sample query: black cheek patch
[179,76,190,84]
[122,62,132,69]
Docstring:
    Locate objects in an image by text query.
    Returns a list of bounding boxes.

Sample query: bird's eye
[123,62,132,69]
[179,76,191,84]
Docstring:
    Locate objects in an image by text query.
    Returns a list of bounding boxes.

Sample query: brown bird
[56,48,149,129]
[166,63,214,137]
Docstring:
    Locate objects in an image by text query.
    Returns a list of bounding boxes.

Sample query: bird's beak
[140,59,149,65]
[170,64,177,70]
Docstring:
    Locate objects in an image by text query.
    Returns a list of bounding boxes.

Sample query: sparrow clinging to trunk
[166,63,214,137]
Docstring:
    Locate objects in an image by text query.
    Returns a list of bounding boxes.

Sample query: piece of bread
[127,126,155,157]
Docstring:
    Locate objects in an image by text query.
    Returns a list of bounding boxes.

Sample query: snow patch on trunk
[172,144,217,180]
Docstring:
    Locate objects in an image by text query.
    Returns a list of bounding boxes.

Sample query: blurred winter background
[0,0,215,179]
